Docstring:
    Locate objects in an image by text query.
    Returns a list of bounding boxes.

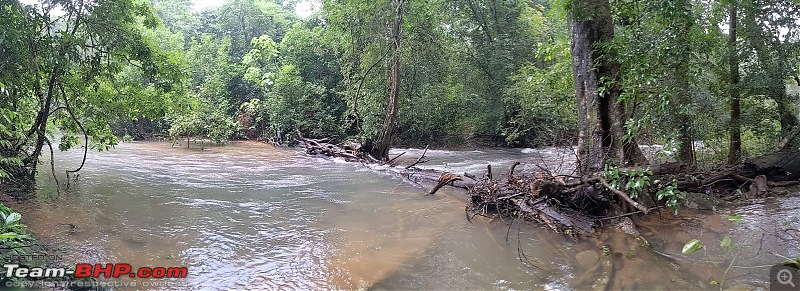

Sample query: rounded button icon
[778,268,796,287]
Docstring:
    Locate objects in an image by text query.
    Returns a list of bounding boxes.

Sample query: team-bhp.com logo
[4,263,188,279]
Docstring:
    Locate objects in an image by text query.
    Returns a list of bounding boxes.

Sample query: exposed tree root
[427,173,462,195]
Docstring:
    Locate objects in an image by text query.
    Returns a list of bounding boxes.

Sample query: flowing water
[14,141,800,290]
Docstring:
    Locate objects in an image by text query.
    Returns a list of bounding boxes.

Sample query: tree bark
[371,0,404,161]
[727,5,741,165]
[674,0,695,164]
[570,0,644,174]
[570,0,604,174]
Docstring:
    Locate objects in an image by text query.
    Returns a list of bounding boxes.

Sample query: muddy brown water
[15,141,800,289]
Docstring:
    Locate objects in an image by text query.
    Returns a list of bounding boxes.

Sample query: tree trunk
[776,89,799,134]
[727,5,741,165]
[774,59,799,140]
[675,81,695,163]
[570,0,644,174]
[674,0,695,164]
[371,0,404,160]
[22,67,60,187]
[570,3,601,174]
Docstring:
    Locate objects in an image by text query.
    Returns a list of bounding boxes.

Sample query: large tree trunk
[673,0,696,164]
[570,0,644,174]
[570,4,601,174]
[727,5,742,165]
[371,0,404,161]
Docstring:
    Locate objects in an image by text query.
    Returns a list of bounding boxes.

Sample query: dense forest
[1,0,799,193]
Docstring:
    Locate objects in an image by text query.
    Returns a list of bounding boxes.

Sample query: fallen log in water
[297,136,657,237]
[296,133,378,163]
[296,134,800,238]
[669,151,800,199]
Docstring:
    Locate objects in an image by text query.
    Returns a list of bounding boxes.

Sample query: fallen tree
[296,135,800,238]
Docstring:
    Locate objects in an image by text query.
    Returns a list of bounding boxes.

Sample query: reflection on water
[14,141,800,289]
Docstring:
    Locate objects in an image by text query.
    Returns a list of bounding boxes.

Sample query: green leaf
[682,239,704,254]
[709,280,718,285]
[0,232,27,239]
[720,235,731,248]
[4,212,21,225]
[727,215,742,222]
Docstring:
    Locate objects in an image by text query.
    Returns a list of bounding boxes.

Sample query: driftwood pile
[297,136,609,235]
[465,168,599,236]
[296,134,378,163]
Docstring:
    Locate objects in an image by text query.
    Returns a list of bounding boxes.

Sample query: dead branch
[776,126,800,150]
[598,207,662,221]
[428,173,463,195]
[406,144,429,169]
[507,161,521,177]
[598,177,649,214]
[385,151,405,165]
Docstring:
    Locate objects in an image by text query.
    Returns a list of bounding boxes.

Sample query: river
[15,141,800,289]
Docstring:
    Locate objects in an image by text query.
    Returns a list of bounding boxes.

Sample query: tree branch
[406,145,429,169]
[44,136,59,195]
[59,85,87,174]
[598,177,649,214]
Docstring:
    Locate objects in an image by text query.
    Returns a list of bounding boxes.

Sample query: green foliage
[239,26,345,140]
[720,235,732,249]
[169,99,240,144]
[0,103,24,182]
[656,181,684,215]
[682,239,704,254]
[783,258,800,268]
[0,0,189,190]
[603,165,652,199]
[4,0,800,194]
[242,35,280,87]
[265,64,343,138]
[0,203,29,249]
[604,164,685,214]
[726,215,743,222]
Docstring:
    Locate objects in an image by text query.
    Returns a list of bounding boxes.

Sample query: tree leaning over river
[0,0,184,195]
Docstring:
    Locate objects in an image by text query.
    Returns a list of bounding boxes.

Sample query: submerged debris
[466,170,601,236]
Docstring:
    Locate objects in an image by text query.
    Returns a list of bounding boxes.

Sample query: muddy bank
[0,192,97,290]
